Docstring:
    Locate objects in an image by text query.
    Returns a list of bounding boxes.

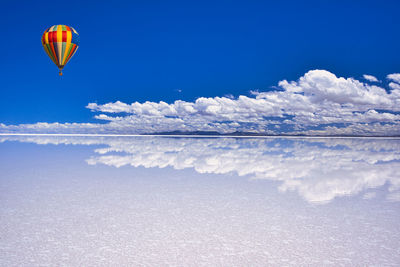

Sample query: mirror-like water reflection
[0,135,399,265]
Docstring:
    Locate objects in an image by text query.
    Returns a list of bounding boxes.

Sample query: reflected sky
[0,135,399,265]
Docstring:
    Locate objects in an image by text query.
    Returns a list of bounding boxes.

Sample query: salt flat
[0,136,399,266]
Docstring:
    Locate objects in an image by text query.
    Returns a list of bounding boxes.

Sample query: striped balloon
[41,25,79,75]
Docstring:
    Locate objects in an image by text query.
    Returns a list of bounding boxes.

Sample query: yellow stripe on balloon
[57,25,62,42]
[56,26,62,65]
[67,30,72,43]
[62,31,72,65]
[44,32,49,44]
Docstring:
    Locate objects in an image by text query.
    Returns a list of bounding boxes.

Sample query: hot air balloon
[41,25,79,76]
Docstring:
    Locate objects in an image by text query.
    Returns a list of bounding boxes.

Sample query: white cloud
[84,70,400,135]
[389,82,400,90]
[363,74,379,82]
[1,70,400,136]
[296,123,400,136]
[387,73,400,84]
[1,135,399,204]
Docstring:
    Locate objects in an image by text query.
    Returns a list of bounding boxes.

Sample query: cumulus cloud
[389,82,400,90]
[1,135,399,204]
[387,73,400,84]
[363,74,379,82]
[1,69,400,136]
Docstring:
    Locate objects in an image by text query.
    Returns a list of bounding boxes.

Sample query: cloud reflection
[1,135,399,204]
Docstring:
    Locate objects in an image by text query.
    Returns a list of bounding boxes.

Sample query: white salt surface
[0,136,399,266]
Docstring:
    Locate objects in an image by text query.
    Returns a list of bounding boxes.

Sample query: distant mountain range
[143,131,400,137]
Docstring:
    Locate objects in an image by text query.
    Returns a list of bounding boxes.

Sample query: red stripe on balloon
[62,31,67,42]
[52,31,57,43]
[48,31,53,43]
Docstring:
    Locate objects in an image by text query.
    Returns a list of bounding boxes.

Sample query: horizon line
[1,133,400,139]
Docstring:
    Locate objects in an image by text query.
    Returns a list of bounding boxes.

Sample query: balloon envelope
[41,25,79,74]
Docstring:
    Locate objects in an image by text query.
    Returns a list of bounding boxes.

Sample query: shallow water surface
[0,135,399,266]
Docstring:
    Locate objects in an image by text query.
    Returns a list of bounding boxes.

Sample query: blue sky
[1,0,400,135]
